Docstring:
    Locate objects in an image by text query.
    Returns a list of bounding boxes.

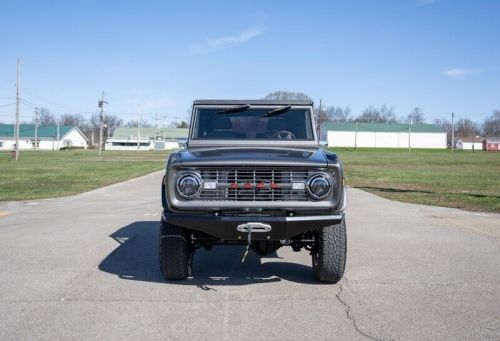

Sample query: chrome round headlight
[176,173,202,199]
[306,173,332,200]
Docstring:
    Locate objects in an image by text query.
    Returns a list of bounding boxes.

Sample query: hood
[180,147,328,168]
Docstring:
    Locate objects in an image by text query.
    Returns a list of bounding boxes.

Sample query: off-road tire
[312,217,346,283]
[159,218,191,280]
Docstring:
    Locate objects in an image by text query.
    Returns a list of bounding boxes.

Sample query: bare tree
[407,107,425,124]
[262,91,313,101]
[38,108,57,125]
[323,106,351,122]
[455,119,479,139]
[90,113,123,144]
[124,120,152,128]
[60,113,88,129]
[184,107,193,125]
[482,110,500,136]
[355,104,398,123]
[380,104,397,123]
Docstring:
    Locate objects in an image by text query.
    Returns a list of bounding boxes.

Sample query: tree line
[6,90,498,145]
[263,91,500,141]
[11,109,189,146]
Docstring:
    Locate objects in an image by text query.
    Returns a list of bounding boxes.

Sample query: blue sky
[0,0,499,125]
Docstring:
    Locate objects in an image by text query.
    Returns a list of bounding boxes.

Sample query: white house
[0,124,88,151]
[456,137,483,151]
[105,127,188,151]
[324,122,446,149]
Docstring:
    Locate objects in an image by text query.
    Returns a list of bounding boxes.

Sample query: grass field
[330,148,500,213]
[1,148,499,213]
[0,150,167,201]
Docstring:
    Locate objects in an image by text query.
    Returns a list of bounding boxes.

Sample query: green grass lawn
[330,148,500,213]
[0,150,167,201]
[1,148,499,213]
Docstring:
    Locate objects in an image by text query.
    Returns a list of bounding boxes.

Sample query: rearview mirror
[178,139,187,149]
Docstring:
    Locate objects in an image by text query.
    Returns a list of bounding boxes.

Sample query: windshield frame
[188,104,319,148]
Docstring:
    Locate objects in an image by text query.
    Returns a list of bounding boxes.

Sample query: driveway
[0,171,499,340]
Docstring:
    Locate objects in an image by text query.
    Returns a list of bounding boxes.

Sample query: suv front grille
[198,168,310,201]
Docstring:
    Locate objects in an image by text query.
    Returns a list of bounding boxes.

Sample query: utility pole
[154,113,159,139]
[354,122,358,150]
[14,59,20,160]
[137,113,141,151]
[56,122,60,150]
[451,112,455,152]
[161,114,167,140]
[408,120,412,152]
[98,91,107,156]
[34,107,39,150]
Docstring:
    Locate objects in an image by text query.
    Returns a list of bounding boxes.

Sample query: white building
[105,127,188,151]
[456,137,483,151]
[324,122,446,149]
[0,124,88,151]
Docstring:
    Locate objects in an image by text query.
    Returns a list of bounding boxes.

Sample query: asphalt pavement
[0,171,499,340]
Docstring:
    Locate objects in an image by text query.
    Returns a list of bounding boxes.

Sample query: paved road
[0,171,499,340]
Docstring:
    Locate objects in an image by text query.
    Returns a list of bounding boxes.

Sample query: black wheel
[312,217,346,283]
[159,218,192,280]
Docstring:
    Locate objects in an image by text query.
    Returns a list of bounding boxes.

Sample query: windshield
[191,107,315,140]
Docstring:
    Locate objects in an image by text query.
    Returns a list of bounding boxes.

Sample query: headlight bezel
[306,172,333,200]
[176,172,202,199]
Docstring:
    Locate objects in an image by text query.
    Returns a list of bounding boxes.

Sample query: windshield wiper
[262,105,292,117]
[215,104,251,114]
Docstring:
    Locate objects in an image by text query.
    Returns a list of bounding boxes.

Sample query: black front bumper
[163,211,344,241]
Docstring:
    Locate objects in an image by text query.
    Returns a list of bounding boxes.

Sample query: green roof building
[105,127,188,151]
[0,124,88,150]
[323,122,446,149]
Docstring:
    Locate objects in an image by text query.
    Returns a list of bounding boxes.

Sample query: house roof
[457,137,484,143]
[111,127,189,140]
[323,122,444,133]
[0,124,78,139]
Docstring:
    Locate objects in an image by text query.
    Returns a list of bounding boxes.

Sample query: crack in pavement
[335,279,381,341]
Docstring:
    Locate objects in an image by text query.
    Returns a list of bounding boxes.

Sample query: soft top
[193,99,314,106]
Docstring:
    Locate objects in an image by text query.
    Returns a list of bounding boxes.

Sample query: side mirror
[178,138,187,149]
[319,140,328,149]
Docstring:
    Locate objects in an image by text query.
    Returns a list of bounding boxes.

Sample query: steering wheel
[272,130,296,140]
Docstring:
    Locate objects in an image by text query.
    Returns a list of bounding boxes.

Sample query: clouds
[442,68,486,80]
[190,27,263,54]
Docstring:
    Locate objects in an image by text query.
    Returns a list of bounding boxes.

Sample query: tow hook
[237,222,272,263]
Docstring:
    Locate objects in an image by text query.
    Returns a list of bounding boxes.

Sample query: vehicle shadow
[98,221,319,286]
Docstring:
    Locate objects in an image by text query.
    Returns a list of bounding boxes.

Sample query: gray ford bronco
[160,100,346,283]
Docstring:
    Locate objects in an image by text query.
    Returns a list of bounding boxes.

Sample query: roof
[193,99,314,106]
[457,137,484,143]
[323,122,444,133]
[111,127,189,140]
[484,137,500,143]
[0,124,79,139]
